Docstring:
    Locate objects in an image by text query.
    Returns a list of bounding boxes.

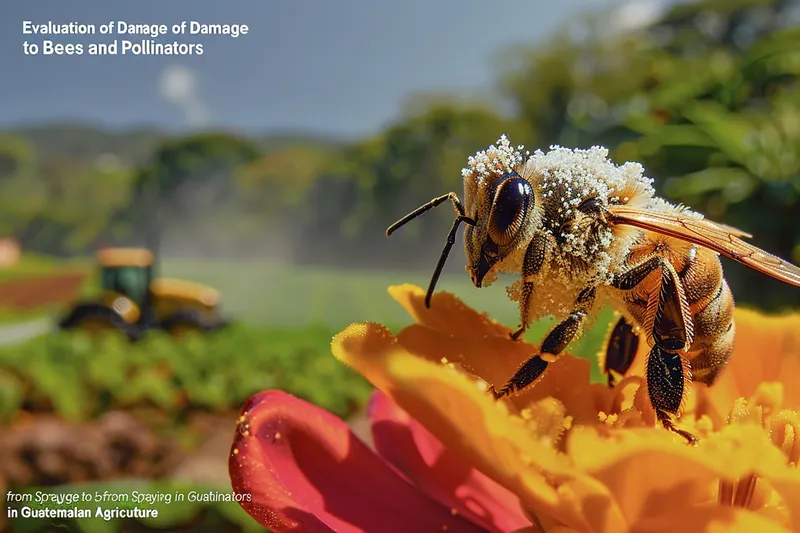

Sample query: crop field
[0,258,614,532]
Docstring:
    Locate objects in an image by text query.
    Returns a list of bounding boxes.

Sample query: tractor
[59,247,229,340]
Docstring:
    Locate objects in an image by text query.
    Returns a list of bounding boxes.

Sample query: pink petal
[368,391,531,533]
[229,390,488,533]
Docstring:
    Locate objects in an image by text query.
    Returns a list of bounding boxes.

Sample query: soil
[0,411,183,489]
[0,272,87,311]
[0,407,375,532]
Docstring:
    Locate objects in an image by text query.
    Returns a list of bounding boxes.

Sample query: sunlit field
[159,260,614,370]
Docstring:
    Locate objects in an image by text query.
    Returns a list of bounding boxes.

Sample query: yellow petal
[728,309,800,385]
[695,379,740,429]
[756,462,800,532]
[567,424,788,526]
[397,318,615,424]
[332,322,627,533]
[707,309,800,414]
[631,506,790,533]
[514,355,617,426]
[388,284,513,338]
[396,323,530,388]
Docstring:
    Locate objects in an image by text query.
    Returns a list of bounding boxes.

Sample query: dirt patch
[0,272,87,311]
[170,414,237,488]
[0,411,183,489]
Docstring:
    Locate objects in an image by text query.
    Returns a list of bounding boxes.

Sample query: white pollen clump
[462,134,525,182]
[528,145,654,211]
[524,145,655,283]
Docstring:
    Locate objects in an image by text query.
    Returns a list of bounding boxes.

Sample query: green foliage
[0,324,373,423]
[0,134,44,236]
[0,133,36,186]
[126,132,261,251]
[332,99,530,241]
[499,0,800,309]
[240,143,337,207]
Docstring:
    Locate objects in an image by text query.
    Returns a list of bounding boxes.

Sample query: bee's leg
[601,316,639,387]
[610,256,663,290]
[605,255,675,386]
[610,256,698,443]
[647,260,697,444]
[510,234,548,341]
[493,287,595,398]
[647,346,697,445]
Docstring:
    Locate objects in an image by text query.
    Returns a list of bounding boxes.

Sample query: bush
[0,324,373,424]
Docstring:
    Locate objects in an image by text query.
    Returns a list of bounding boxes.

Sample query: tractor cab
[96,248,154,320]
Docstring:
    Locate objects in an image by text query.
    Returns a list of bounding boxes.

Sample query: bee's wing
[607,205,800,287]
[711,222,753,239]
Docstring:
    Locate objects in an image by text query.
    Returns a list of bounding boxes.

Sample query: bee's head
[464,171,536,287]
[386,134,538,308]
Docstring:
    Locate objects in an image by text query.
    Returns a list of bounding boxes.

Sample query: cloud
[158,65,208,127]
[606,0,668,34]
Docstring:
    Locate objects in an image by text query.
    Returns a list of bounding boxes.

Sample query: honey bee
[387,135,800,443]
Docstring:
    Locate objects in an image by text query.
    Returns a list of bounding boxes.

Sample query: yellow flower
[229,284,800,532]
[329,285,800,532]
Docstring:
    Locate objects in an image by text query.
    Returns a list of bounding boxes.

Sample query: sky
[0,0,652,138]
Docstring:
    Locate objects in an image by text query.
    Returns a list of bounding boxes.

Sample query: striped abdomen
[620,236,736,385]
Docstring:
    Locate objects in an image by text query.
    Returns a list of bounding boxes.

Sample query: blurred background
[1,0,799,531]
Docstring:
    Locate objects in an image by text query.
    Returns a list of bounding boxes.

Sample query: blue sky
[1,0,634,137]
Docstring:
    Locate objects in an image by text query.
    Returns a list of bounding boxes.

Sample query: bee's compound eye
[488,176,532,246]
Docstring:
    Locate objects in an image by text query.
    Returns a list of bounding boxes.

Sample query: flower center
[718,391,800,511]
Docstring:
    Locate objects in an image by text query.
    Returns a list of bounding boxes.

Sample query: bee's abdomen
[679,248,735,385]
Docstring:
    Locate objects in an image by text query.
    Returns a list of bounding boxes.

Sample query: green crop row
[0,324,373,424]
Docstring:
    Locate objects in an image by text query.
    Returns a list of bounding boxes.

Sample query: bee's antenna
[387,192,467,235]
[386,192,476,308]
[424,214,474,308]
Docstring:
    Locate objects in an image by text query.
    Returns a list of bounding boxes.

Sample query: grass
[160,260,534,327]
[0,252,90,281]
[158,260,614,380]
[0,307,56,323]
[2,255,591,330]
